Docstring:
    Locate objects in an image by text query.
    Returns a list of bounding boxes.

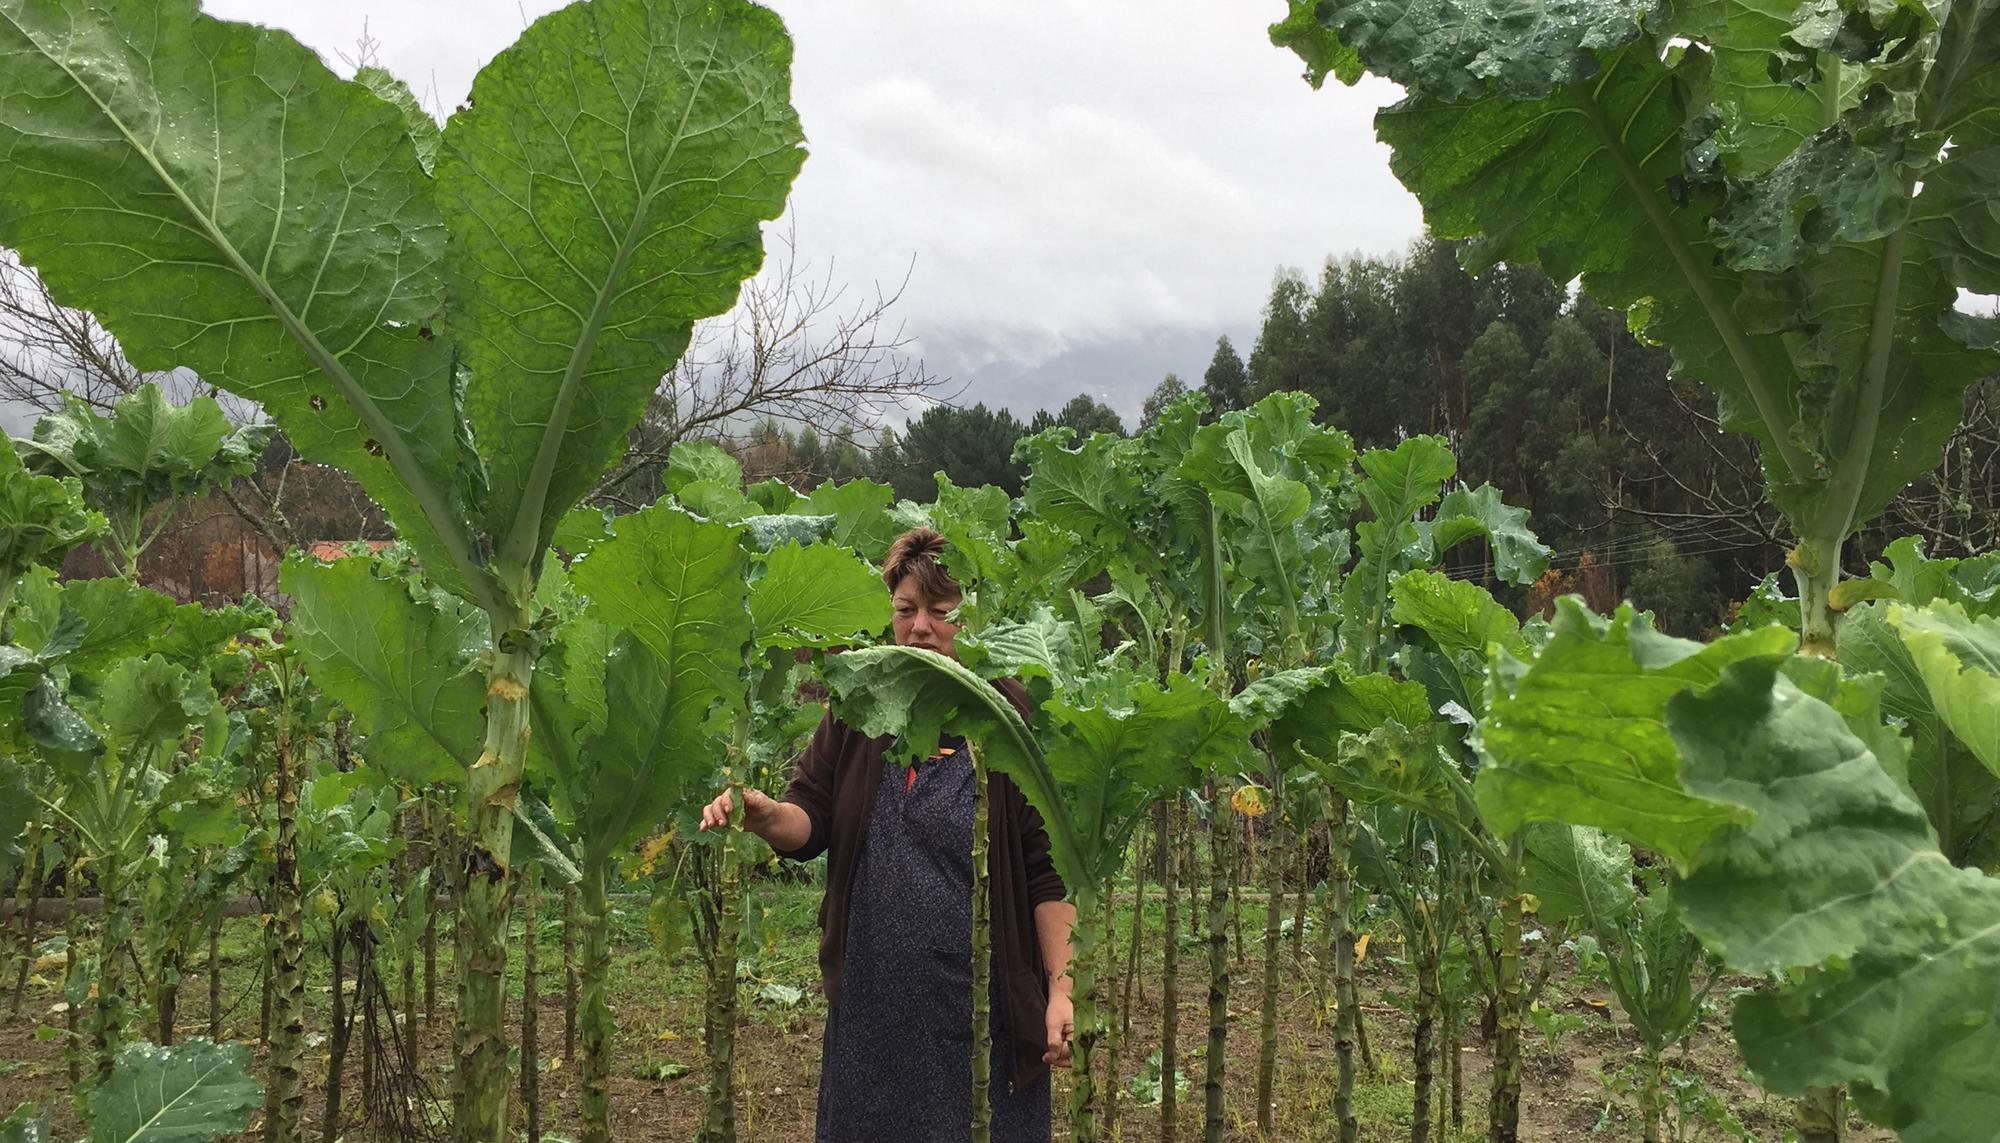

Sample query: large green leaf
[572,631,731,865]
[1342,435,1456,667]
[86,1039,262,1143]
[1317,0,2000,544]
[1016,428,1154,573]
[1043,674,1243,884]
[97,654,213,752]
[439,0,806,566]
[281,556,490,785]
[796,478,899,557]
[1894,600,2000,777]
[1668,661,2000,1139]
[823,645,1086,892]
[1389,569,1526,660]
[748,541,888,650]
[569,502,750,671]
[1520,823,1636,929]
[1425,483,1549,584]
[1472,599,1790,862]
[1839,600,1999,862]
[1177,392,1355,645]
[0,0,481,601]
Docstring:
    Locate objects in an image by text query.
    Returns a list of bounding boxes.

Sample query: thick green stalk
[1160,801,1181,1143]
[1797,1086,1846,1143]
[454,633,536,1143]
[91,849,127,1082]
[971,742,993,1143]
[8,813,42,1017]
[577,861,613,1143]
[1487,879,1525,1143]
[1107,824,1149,1143]
[264,690,303,1143]
[63,848,79,1087]
[1330,797,1358,1143]
[703,734,749,1143]
[155,944,182,1044]
[521,868,541,1143]
[1414,922,1439,1143]
[1203,807,1233,1143]
[207,915,222,1042]
[1255,816,1285,1134]
[1071,889,1108,1143]
[1641,1046,1666,1143]
[1289,830,1309,963]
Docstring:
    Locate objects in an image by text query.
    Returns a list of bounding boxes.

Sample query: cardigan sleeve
[1018,792,1069,907]
[773,710,843,862]
[992,677,1068,906]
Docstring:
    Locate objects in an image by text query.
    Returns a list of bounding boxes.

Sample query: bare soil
[0,894,1895,1142]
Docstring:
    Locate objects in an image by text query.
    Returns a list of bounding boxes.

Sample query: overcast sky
[197,0,1426,425]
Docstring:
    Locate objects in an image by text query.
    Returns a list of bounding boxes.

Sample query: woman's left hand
[1043,992,1074,1067]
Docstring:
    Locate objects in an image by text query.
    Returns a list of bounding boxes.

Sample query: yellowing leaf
[1231,783,1272,818]
[1353,932,1371,963]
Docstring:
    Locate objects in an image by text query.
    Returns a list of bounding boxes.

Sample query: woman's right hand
[698,787,778,834]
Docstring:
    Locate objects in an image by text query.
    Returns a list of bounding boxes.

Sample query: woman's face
[891,580,960,660]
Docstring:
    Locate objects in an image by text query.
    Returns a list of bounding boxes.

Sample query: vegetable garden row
[0,0,1995,1140]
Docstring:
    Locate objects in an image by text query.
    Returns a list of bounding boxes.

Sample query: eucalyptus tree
[0,0,806,1133]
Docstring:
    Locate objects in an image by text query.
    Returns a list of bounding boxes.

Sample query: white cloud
[199,0,1426,399]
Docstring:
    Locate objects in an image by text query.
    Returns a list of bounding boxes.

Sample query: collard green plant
[0,1,805,1130]
[1479,598,2000,1137]
[16,386,267,579]
[1273,0,2000,657]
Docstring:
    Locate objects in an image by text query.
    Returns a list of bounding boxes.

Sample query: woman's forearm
[753,801,814,853]
[1035,900,1078,994]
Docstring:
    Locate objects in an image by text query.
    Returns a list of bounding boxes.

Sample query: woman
[698,527,1077,1142]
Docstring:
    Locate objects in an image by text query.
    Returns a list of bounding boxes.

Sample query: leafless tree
[589,222,955,510]
[0,250,156,416]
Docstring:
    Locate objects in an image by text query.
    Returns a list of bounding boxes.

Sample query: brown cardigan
[773,677,1068,1089]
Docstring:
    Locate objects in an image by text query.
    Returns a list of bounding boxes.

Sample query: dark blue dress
[812,742,1053,1142]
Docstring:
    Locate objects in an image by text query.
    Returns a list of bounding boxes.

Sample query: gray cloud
[203,0,1426,410]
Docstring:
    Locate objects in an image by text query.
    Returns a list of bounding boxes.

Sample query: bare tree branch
[589,220,956,506]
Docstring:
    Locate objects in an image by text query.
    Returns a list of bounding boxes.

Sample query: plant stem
[563,882,577,1066]
[322,924,347,1143]
[1414,920,1439,1143]
[578,861,613,1143]
[521,867,541,1143]
[1255,812,1285,1134]
[1203,804,1233,1143]
[264,679,304,1143]
[1071,889,1108,1143]
[208,914,222,1042]
[703,762,746,1143]
[453,632,537,1143]
[1160,800,1181,1143]
[1641,1045,1666,1143]
[1331,795,1359,1143]
[971,741,993,1143]
[8,814,41,1017]
[63,849,78,1087]
[1487,873,1526,1143]
[92,850,128,1082]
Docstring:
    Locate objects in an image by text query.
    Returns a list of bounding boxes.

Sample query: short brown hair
[882,527,961,602]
